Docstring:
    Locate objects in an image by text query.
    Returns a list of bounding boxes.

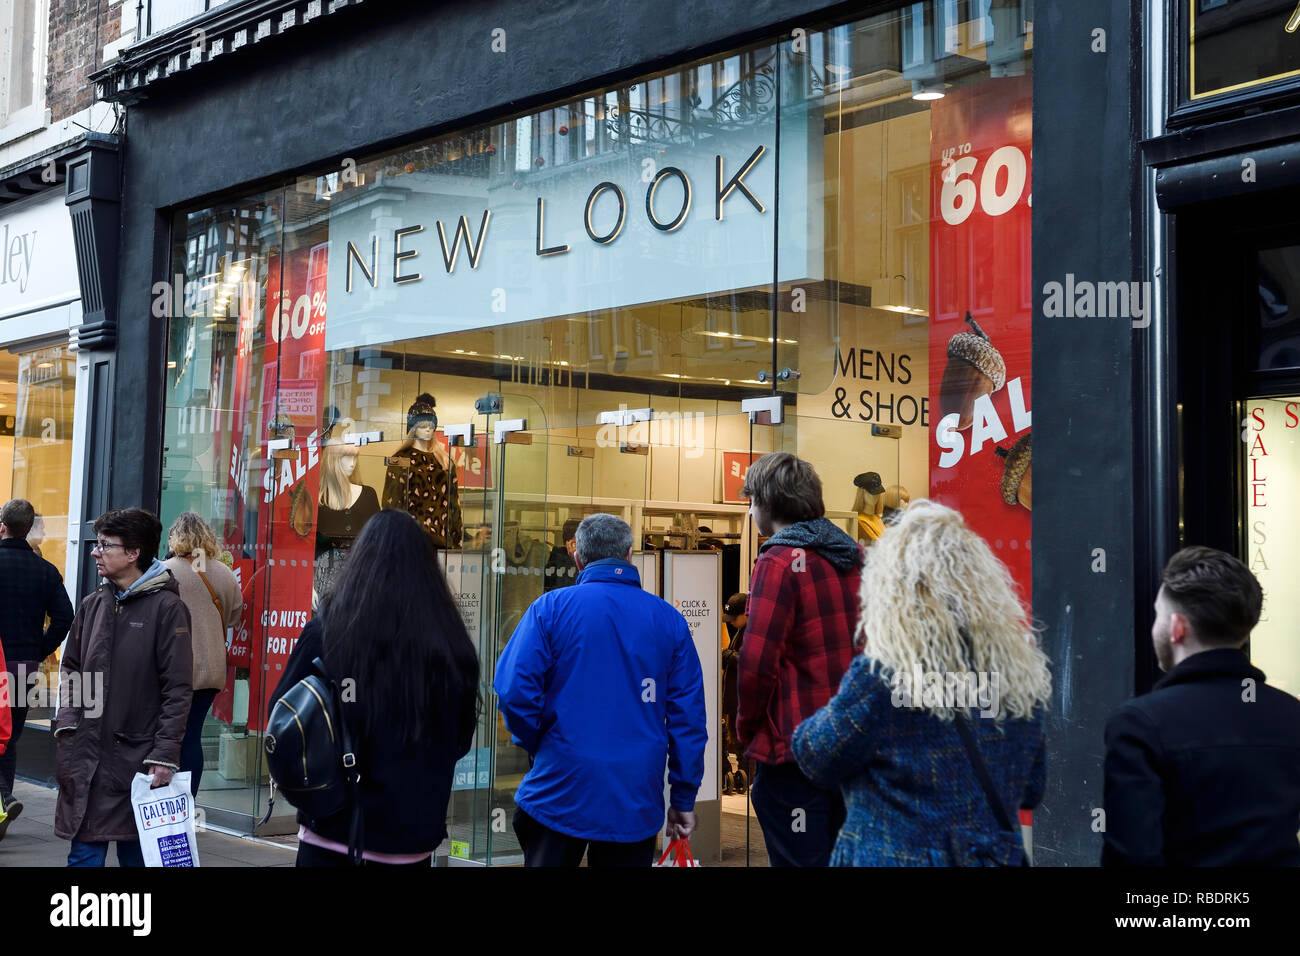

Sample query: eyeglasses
[91,541,128,553]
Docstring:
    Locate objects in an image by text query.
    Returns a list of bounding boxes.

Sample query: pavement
[0,780,297,867]
[1,779,767,867]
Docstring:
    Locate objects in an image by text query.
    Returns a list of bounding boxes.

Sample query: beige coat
[164,556,243,691]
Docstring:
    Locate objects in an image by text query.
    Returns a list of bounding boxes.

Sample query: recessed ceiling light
[911,80,946,101]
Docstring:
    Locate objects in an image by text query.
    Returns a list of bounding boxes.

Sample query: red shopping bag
[654,838,700,868]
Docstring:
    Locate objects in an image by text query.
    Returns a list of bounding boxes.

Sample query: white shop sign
[631,550,660,595]
[662,550,721,804]
[439,551,485,642]
[324,106,820,351]
[0,191,79,331]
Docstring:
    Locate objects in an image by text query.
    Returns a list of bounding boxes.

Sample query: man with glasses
[0,498,75,841]
[53,508,192,867]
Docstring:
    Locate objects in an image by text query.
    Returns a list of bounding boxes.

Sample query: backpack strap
[312,654,364,866]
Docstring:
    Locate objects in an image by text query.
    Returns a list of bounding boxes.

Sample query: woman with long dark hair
[272,508,480,866]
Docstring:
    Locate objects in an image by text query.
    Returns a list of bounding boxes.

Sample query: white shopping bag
[130,772,200,867]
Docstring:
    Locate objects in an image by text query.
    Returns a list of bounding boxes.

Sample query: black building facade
[80,0,1158,866]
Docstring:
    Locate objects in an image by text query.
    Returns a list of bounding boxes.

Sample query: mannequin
[382,393,462,548]
[853,471,886,545]
[315,419,381,601]
[882,484,911,524]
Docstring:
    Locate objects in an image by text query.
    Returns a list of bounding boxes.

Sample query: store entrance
[1174,195,1300,699]
[442,391,861,866]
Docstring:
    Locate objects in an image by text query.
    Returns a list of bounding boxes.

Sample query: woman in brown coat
[54,509,192,868]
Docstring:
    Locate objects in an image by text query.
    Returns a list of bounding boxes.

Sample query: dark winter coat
[0,537,75,664]
[271,618,478,854]
[53,565,193,843]
[1102,648,1300,866]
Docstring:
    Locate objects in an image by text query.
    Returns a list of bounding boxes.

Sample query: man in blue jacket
[495,513,707,866]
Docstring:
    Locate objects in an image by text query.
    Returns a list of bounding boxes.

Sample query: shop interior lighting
[911,80,945,100]
[696,330,798,345]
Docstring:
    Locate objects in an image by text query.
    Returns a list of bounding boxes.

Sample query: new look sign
[324,110,820,351]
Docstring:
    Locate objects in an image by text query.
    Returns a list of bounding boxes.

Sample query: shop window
[160,0,1033,855]
[1242,396,1300,696]
[3,344,77,697]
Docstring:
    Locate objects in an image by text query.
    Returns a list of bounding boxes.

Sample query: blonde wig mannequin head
[853,487,883,516]
[319,418,359,510]
[857,498,1051,722]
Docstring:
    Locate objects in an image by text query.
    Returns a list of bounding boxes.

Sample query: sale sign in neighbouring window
[1243,398,1300,698]
[929,74,1033,606]
[438,432,491,490]
[721,451,763,504]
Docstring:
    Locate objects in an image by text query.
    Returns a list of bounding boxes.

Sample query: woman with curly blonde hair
[792,499,1050,866]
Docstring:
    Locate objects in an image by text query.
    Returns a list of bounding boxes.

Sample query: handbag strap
[195,567,224,621]
[953,711,1017,834]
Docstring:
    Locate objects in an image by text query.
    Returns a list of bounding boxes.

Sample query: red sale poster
[721,451,762,504]
[929,75,1033,606]
[213,270,262,725]
[439,432,492,490]
[246,242,329,728]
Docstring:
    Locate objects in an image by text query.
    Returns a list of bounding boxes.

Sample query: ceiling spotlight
[911,80,946,101]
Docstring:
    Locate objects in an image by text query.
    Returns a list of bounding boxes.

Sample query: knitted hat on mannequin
[407,393,438,433]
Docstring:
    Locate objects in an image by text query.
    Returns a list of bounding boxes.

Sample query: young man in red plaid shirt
[737,452,862,866]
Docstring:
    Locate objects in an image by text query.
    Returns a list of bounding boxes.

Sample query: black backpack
[264,655,364,863]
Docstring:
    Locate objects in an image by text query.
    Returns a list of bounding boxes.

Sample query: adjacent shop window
[2,344,77,692]
[1243,396,1300,696]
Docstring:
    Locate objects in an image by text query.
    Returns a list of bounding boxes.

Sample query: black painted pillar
[1031,1,1142,865]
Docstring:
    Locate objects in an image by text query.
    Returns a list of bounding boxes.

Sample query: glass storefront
[160,2,1034,861]
[1,343,79,718]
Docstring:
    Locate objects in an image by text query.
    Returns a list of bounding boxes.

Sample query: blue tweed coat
[792,654,1046,866]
